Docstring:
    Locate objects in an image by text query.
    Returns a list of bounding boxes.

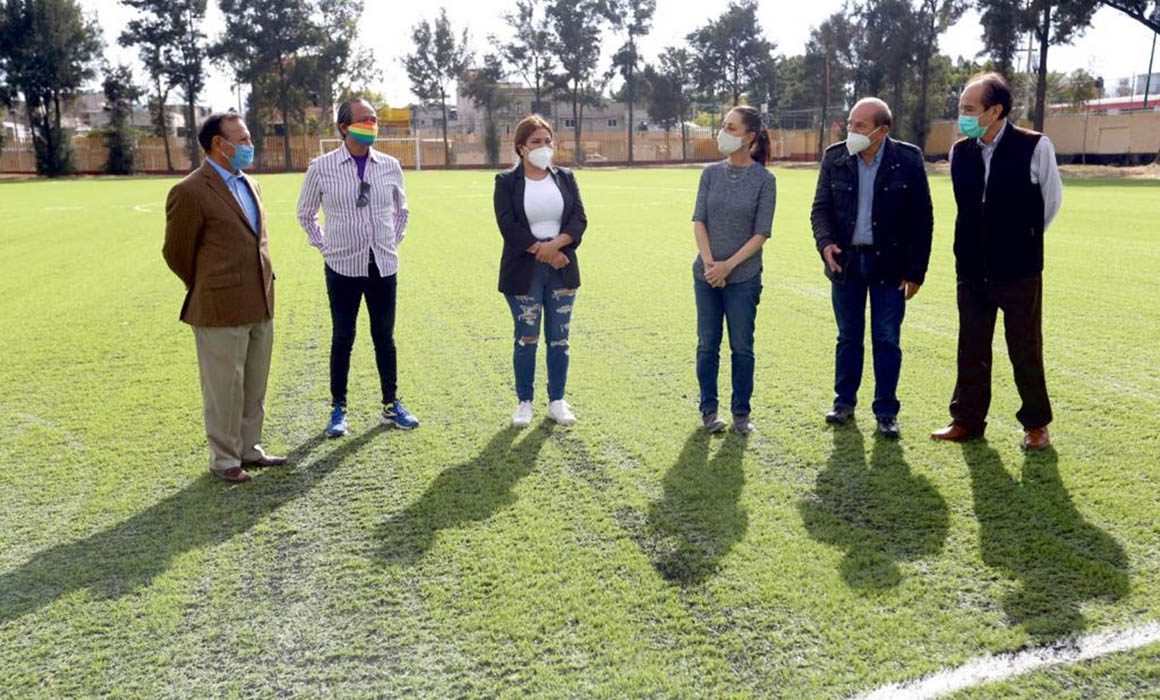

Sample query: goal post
[317,137,423,170]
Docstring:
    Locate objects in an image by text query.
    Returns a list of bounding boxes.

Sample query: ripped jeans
[504,261,577,402]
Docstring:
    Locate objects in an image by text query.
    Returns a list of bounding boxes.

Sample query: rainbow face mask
[347,121,377,146]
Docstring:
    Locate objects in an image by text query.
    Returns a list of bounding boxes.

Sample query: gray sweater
[691,161,777,285]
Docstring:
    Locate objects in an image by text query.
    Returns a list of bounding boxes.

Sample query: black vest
[951,124,1045,282]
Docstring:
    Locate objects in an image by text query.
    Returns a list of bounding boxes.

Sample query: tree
[806,13,856,157]
[102,63,143,174]
[854,0,917,120]
[977,0,1023,76]
[213,0,323,169]
[120,0,206,171]
[546,0,604,165]
[1098,0,1160,32]
[978,0,1099,130]
[169,0,207,168]
[404,8,472,165]
[686,0,778,107]
[909,0,967,150]
[603,0,655,164]
[461,54,512,168]
[496,0,556,114]
[300,0,370,139]
[0,0,102,176]
[645,46,694,160]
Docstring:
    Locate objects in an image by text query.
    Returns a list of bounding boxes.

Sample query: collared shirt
[207,158,259,232]
[950,121,1063,228]
[296,144,410,278]
[852,142,885,246]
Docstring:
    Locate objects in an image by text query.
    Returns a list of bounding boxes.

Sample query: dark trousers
[694,274,762,416]
[325,260,397,407]
[950,274,1052,432]
[830,249,906,419]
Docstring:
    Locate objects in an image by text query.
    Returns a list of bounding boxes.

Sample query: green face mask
[958,114,987,139]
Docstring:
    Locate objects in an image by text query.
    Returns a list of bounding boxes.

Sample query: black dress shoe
[825,406,855,425]
[876,416,901,439]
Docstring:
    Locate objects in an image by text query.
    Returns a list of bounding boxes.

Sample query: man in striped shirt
[296,97,420,436]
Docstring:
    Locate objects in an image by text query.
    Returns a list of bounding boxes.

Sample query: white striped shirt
[296,145,410,277]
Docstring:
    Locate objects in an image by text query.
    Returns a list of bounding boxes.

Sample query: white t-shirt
[523,175,564,240]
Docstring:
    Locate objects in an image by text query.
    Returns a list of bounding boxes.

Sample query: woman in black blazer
[493,114,588,427]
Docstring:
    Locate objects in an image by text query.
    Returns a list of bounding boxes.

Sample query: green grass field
[1,166,1158,698]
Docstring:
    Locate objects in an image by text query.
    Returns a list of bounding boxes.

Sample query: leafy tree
[806,12,856,157]
[120,0,207,170]
[0,0,102,176]
[643,46,694,160]
[102,63,143,174]
[461,53,512,167]
[909,0,967,150]
[1097,0,1160,32]
[603,0,654,164]
[546,0,605,165]
[213,0,323,168]
[404,7,472,165]
[977,0,1023,76]
[495,0,556,114]
[686,0,777,106]
[977,0,1099,130]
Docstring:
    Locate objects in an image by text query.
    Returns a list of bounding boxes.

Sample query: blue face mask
[958,114,988,139]
[223,140,254,170]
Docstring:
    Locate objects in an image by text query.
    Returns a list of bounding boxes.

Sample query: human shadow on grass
[377,424,551,564]
[640,429,748,586]
[799,426,949,590]
[963,442,1129,641]
[0,428,379,624]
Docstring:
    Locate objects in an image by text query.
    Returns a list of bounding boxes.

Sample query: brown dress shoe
[930,423,983,442]
[211,467,251,483]
[1023,427,1051,451]
[241,454,287,468]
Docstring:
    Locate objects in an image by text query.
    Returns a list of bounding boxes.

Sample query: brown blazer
[163,161,275,326]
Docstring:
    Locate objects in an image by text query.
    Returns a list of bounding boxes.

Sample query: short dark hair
[197,112,243,153]
[336,98,374,129]
[970,72,1013,119]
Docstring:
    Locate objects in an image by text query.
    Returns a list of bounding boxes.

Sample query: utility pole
[1144,30,1157,108]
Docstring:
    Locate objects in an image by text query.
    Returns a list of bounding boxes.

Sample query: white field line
[855,622,1160,700]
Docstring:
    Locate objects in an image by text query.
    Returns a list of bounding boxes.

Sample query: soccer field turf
[1,167,1157,697]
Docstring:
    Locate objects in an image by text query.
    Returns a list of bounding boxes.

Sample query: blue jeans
[505,262,576,402]
[694,274,762,416]
[830,250,906,419]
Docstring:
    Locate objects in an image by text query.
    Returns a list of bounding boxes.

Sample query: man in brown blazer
[163,112,285,483]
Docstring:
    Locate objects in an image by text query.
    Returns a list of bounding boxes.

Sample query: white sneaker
[512,401,533,428]
[547,400,577,426]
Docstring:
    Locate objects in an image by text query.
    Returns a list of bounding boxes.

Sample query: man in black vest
[932,73,1063,451]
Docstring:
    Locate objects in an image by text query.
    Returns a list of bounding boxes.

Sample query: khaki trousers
[192,319,273,471]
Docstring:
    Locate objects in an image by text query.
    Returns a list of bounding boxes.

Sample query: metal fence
[3,109,1158,174]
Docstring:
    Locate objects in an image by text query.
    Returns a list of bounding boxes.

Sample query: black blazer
[810,137,934,285]
[494,164,588,295]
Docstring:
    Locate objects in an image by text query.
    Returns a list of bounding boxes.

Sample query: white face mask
[717,130,744,155]
[846,126,883,156]
[526,146,553,170]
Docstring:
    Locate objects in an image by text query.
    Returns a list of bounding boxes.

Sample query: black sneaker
[825,406,855,425]
[876,416,901,439]
[702,412,727,433]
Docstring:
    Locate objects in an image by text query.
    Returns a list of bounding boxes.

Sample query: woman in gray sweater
[691,105,777,434]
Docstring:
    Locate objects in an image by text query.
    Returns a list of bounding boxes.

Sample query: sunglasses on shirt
[357,181,371,208]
